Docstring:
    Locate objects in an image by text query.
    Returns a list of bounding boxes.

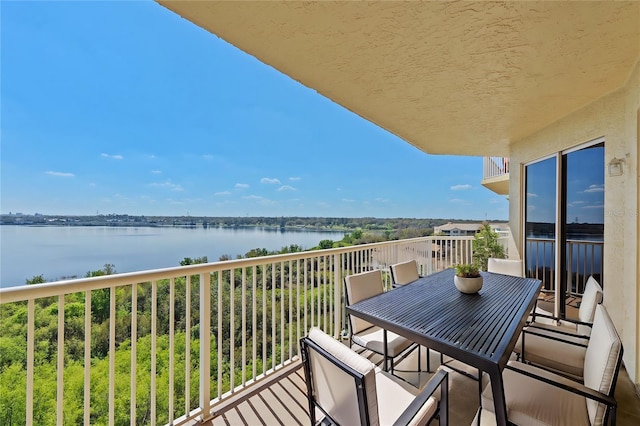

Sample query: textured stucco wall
[157,1,639,157]
[510,60,640,385]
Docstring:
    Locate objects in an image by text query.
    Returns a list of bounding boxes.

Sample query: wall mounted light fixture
[608,157,625,177]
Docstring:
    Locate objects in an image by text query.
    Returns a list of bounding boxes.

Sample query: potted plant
[454,263,483,294]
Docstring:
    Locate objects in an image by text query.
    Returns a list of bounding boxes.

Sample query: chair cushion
[579,276,603,323]
[584,305,622,425]
[352,326,414,357]
[513,331,586,379]
[481,361,590,426]
[391,260,420,286]
[375,367,437,426]
[531,306,592,337]
[487,258,523,277]
[307,328,379,425]
[345,270,384,334]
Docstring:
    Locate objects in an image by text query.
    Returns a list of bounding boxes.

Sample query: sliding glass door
[524,140,604,318]
[524,157,557,292]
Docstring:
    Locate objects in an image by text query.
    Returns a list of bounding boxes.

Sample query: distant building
[434,222,508,237]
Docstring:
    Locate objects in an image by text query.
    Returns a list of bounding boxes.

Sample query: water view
[0,225,346,288]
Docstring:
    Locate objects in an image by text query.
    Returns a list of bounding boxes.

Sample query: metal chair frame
[300,335,449,426]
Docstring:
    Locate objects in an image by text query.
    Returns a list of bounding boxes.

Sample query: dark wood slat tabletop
[346,267,541,425]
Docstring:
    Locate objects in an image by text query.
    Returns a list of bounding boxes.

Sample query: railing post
[26,299,34,425]
[199,273,211,421]
[333,253,342,339]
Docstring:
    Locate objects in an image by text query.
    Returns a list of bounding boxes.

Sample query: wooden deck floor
[202,345,640,426]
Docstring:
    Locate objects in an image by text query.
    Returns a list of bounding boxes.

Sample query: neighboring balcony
[481,156,510,195]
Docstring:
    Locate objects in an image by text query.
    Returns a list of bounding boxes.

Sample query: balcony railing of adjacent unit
[525,237,604,295]
[0,235,474,426]
[483,156,510,180]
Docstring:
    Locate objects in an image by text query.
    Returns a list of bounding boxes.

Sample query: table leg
[383,330,388,372]
[488,367,509,425]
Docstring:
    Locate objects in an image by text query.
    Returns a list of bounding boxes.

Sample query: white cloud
[583,204,604,209]
[375,197,389,203]
[342,198,355,203]
[261,177,281,184]
[151,170,162,174]
[243,195,276,205]
[214,191,231,196]
[449,198,466,203]
[584,184,604,193]
[202,154,214,160]
[527,192,538,197]
[450,184,472,191]
[235,183,249,189]
[150,180,184,191]
[101,153,123,160]
[289,176,301,181]
[277,185,296,191]
[46,171,75,177]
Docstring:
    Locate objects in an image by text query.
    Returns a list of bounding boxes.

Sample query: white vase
[454,275,483,294]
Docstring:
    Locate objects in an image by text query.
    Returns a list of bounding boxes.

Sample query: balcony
[1,235,638,425]
[481,157,510,196]
[0,236,471,424]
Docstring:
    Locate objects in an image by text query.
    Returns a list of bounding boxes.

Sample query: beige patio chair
[301,327,449,426]
[528,275,603,337]
[390,260,420,287]
[486,258,523,277]
[513,276,604,380]
[388,260,435,371]
[344,269,418,374]
[476,304,623,425]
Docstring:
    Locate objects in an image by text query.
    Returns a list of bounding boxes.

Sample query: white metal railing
[525,237,604,295]
[0,236,473,425]
[483,156,510,180]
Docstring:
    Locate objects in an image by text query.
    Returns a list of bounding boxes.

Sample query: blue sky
[1,0,508,220]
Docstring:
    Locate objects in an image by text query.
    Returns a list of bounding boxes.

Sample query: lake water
[0,225,345,288]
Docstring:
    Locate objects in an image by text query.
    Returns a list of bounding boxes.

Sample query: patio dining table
[345,268,541,426]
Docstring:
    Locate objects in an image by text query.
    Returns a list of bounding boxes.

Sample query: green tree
[180,256,208,266]
[26,275,46,285]
[318,239,334,249]
[472,223,505,271]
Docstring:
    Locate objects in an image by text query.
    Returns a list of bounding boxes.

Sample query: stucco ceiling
[157,1,639,156]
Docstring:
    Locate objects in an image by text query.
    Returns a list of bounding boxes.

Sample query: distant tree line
[1,214,497,237]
